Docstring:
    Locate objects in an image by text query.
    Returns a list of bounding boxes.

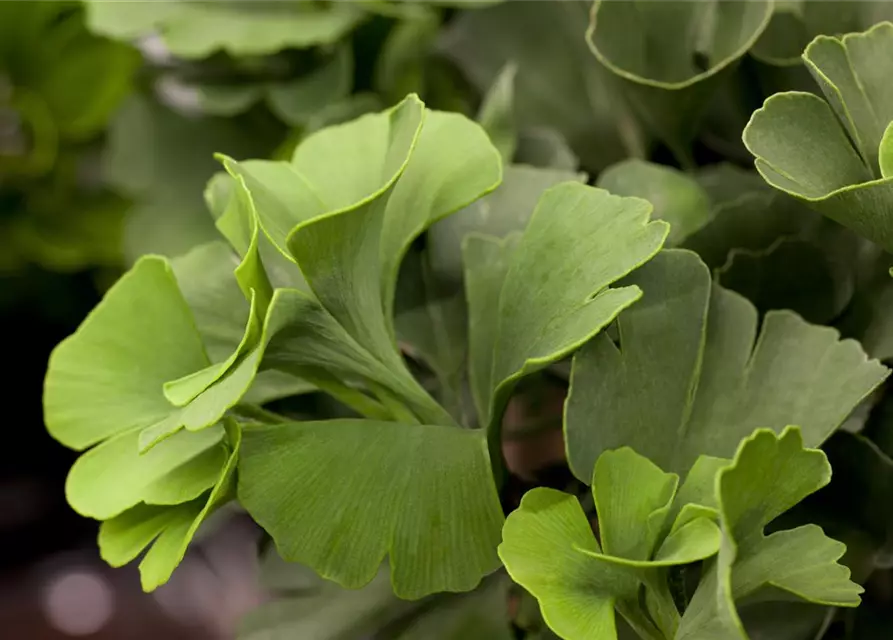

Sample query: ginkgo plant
[38,3,893,640]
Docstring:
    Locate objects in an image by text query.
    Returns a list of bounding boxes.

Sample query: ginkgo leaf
[587,0,772,163]
[238,419,504,600]
[44,256,210,451]
[743,23,893,251]
[429,164,586,287]
[499,448,720,640]
[440,0,641,171]
[66,425,225,520]
[565,249,888,479]
[98,421,241,591]
[465,183,668,440]
[677,427,862,640]
[223,94,501,426]
[170,240,313,402]
[84,0,365,59]
[597,160,712,245]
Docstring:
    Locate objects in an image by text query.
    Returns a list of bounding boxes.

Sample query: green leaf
[467,183,669,436]
[374,7,440,105]
[22,5,140,140]
[743,23,893,250]
[677,427,862,640]
[66,425,225,520]
[683,191,863,325]
[395,247,470,424]
[85,0,365,58]
[224,95,501,425]
[587,0,772,163]
[98,421,241,591]
[565,250,888,478]
[171,241,312,403]
[44,256,210,450]
[597,160,712,245]
[429,164,586,286]
[477,63,518,163]
[267,44,354,127]
[499,448,720,640]
[751,1,893,67]
[238,419,504,599]
[441,0,642,171]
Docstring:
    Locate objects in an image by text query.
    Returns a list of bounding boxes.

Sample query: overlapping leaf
[565,250,888,479]
[744,22,893,250]
[98,420,241,591]
[499,448,721,640]
[677,428,862,639]
[223,94,501,426]
[463,184,669,439]
[587,0,772,163]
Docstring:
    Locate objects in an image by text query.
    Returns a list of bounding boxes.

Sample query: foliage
[24,1,893,639]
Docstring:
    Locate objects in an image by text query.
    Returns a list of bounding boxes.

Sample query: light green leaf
[677,427,862,640]
[441,0,641,171]
[565,250,888,478]
[471,183,669,436]
[99,421,241,591]
[44,256,210,451]
[879,120,893,179]
[222,95,501,425]
[238,419,504,599]
[85,0,365,58]
[587,0,772,163]
[477,63,518,163]
[744,23,893,250]
[499,448,720,640]
[597,160,712,245]
[66,425,225,519]
[430,164,586,286]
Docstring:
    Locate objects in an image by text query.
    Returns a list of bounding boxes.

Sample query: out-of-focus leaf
[85,0,366,59]
[597,160,712,245]
[477,63,518,163]
[587,0,772,164]
[441,0,642,171]
[104,96,275,261]
[751,1,893,66]
[375,7,440,105]
[565,250,888,478]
